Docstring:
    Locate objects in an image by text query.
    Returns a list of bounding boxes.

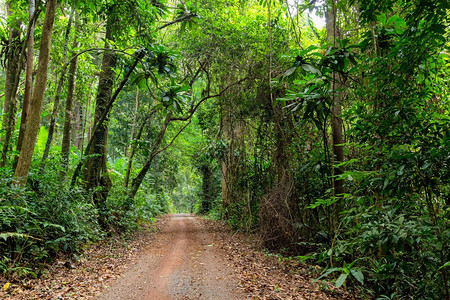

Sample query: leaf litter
[1,215,353,299]
[198,218,354,300]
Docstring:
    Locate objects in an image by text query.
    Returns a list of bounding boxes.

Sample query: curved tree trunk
[126,88,140,157]
[124,112,150,188]
[129,112,173,200]
[14,0,57,185]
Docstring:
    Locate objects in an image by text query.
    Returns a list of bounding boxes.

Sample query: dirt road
[4,214,347,299]
[99,214,240,300]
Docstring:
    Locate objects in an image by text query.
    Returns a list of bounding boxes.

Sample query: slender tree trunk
[86,82,93,142]
[72,98,82,150]
[123,88,140,188]
[219,89,241,219]
[127,88,139,156]
[200,163,213,214]
[129,112,172,199]
[61,11,80,175]
[1,2,22,167]
[326,0,345,233]
[14,0,57,185]
[125,116,146,188]
[15,0,36,166]
[1,2,20,118]
[220,100,231,218]
[41,6,74,167]
[326,0,345,196]
[221,160,228,217]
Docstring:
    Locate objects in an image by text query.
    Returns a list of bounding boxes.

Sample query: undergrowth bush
[106,184,165,232]
[0,169,101,279]
[0,155,175,280]
[313,201,450,299]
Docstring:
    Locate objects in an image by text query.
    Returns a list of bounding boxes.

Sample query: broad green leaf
[335,273,348,287]
[430,24,446,35]
[315,267,341,281]
[301,63,321,75]
[42,222,65,232]
[439,262,450,270]
[0,232,40,241]
[175,85,190,92]
[348,54,357,65]
[387,15,406,29]
[378,13,387,25]
[300,45,320,56]
[284,66,297,77]
[350,269,364,285]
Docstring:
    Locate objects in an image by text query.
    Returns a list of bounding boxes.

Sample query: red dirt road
[99,214,240,300]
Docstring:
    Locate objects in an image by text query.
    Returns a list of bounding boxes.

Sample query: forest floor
[1,214,351,299]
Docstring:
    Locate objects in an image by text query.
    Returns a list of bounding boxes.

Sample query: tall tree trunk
[326,0,345,196]
[219,88,244,220]
[200,163,213,214]
[83,16,117,224]
[15,0,36,166]
[220,98,231,218]
[72,98,82,150]
[41,6,74,167]
[219,86,243,219]
[326,0,345,233]
[61,11,80,175]
[86,81,94,143]
[14,0,57,185]
[1,2,22,167]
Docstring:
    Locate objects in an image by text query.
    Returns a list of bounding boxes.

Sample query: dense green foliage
[0,0,449,298]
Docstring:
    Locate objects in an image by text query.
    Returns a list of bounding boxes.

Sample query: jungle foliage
[0,0,449,298]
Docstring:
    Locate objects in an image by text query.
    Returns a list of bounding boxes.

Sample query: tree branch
[154,119,192,157]
[170,77,248,121]
[66,47,136,66]
[157,13,197,30]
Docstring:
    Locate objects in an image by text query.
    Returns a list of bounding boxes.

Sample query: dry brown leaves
[0,217,169,300]
[199,218,354,300]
